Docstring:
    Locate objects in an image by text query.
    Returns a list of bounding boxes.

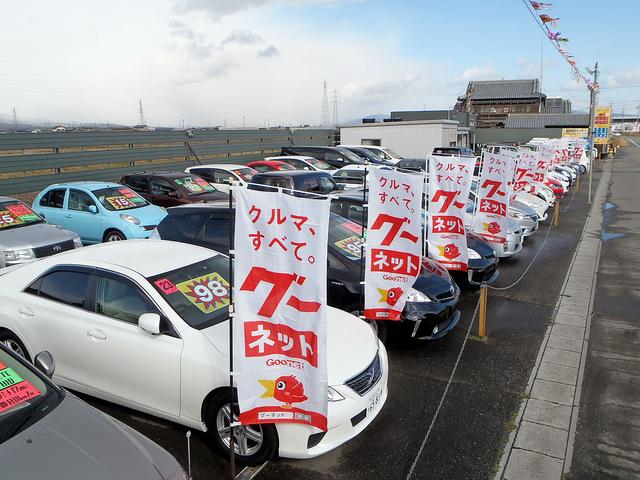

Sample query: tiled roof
[460,79,543,101]
[504,114,590,128]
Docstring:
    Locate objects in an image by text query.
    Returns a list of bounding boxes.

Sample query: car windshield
[381,148,402,159]
[148,256,230,330]
[174,176,218,195]
[231,168,256,182]
[304,158,333,170]
[328,214,365,262]
[93,187,149,211]
[0,348,61,445]
[275,163,296,171]
[0,200,43,231]
[335,148,366,162]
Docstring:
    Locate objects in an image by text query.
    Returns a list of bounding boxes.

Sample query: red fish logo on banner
[427,154,475,270]
[364,168,424,321]
[472,151,512,244]
[234,188,330,431]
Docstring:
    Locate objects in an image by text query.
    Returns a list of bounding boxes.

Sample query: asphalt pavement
[571,144,640,479]
[79,165,602,480]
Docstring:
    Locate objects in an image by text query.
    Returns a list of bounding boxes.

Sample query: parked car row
[0,140,584,472]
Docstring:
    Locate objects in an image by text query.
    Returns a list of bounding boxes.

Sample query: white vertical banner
[472,151,512,244]
[234,188,330,431]
[427,155,475,271]
[514,149,538,192]
[364,168,424,321]
[534,145,552,184]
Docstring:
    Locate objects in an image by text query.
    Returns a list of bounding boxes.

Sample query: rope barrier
[405,298,481,480]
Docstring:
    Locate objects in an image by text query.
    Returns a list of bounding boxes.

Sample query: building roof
[460,79,544,101]
[504,113,590,128]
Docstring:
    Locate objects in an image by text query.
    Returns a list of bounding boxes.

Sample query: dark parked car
[330,189,499,288]
[119,172,226,207]
[249,170,344,196]
[153,204,461,342]
[339,146,394,166]
[0,344,187,480]
[281,146,366,168]
[432,146,475,157]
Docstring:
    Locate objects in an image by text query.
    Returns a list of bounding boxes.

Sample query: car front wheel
[103,229,126,242]
[206,390,278,466]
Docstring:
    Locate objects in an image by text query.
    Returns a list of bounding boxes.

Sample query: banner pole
[228,187,236,480]
[479,282,487,338]
[359,166,367,318]
[554,199,561,227]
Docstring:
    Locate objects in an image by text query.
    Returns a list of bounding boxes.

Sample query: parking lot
[73,166,602,480]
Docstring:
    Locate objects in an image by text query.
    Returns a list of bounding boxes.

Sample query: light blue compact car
[32,182,167,244]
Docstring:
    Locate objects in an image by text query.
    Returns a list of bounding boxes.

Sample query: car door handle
[86,329,106,340]
[18,306,34,317]
[65,214,73,218]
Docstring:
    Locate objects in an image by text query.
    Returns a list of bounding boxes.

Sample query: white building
[339,120,470,159]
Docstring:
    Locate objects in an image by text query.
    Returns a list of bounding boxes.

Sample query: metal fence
[0,128,335,195]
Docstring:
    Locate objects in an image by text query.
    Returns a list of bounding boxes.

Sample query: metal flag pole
[359,166,368,319]
[587,62,599,205]
[227,186,236,479]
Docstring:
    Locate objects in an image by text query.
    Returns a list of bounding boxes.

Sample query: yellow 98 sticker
[176,272,230,313]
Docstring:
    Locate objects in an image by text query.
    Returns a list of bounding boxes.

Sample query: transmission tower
[331,89,339,127]
[321,81,330,127]
[12,108,18,129]
[138,99,146,126]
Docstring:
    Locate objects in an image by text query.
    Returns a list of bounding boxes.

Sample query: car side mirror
[34,351,55,378]
[139,313,161,335]
[336,183,346,190]
[88,205,98,214]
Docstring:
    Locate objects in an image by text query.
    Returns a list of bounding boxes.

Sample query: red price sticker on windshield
[154,278,179,295]
[7,204,31,216]
[106,196,133,209]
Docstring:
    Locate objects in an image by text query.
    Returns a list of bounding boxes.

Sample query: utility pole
[622,107,625,132]
[587,62,599,205]
[12,108,18,130]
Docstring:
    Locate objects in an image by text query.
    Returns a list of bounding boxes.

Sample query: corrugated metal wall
[0,128,335,195]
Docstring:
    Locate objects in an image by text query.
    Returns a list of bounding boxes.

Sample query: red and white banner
[427,155,475,270]
[364,168,424,321]
[234,188,330,431]
[472,151,512,244]
[534,145,553,183]
[514,149,537,192]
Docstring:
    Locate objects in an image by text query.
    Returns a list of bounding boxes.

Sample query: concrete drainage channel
[495,158,611,480]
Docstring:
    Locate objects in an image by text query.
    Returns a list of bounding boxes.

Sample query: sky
[1,0,639,127]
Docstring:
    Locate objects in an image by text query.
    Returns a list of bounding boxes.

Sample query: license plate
[367,385,383,414]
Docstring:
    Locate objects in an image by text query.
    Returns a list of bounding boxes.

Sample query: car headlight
[468,248,481,260]
[328,387,345,402]
[2,249,35,262]
[406,287,431,303]
[73,236,83,248]
[509,211,524,220]
[119,214,141,225]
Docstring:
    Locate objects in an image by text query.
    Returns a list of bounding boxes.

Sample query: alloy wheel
[3,339,25,358]
[216,403,264,456]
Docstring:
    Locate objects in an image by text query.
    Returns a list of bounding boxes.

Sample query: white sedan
[0,240,388,464]
[185,164,257,193]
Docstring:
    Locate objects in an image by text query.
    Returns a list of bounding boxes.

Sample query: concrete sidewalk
[570,146,640,479]
[496,157,611,480]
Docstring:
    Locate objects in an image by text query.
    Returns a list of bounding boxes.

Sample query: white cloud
[257,45,279,58]
[222,29,263,46]
[452,64,499,84]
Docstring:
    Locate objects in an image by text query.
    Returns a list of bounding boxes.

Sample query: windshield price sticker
[154,278,179,295]
[118,188,138,199]
[105,196,134,210]
[334,235,363,259]
[6,204,32,217]
[176,272,230,313]
[182,181,204,193]
[0,365,42,414]
[0,211,24,228]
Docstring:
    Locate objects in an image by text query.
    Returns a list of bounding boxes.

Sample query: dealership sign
[234,188,330,430]
[594,106,612,145]
[364,168,424,321]
[562,128,588,138]
[427,155,475,270]
[472,151,512,244]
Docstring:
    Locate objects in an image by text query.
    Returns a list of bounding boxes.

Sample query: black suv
[154,204,461,343]
[281,146,366,168]
[248,170,344,196]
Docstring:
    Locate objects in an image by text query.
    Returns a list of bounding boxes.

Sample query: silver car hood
[0,223,77,250]
[0,394,181,480]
